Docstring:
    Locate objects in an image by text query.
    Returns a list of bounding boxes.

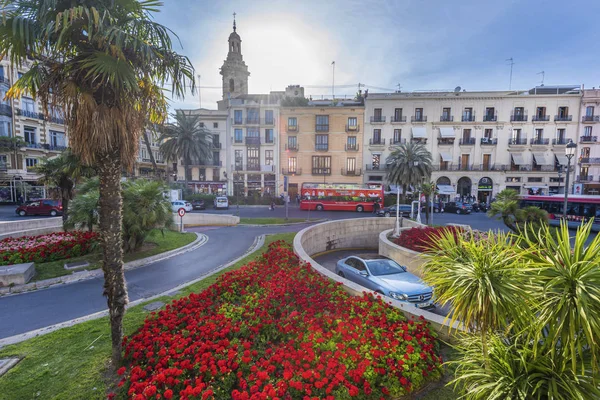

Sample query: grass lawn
[33,230,197,282]
[239,217,319,225]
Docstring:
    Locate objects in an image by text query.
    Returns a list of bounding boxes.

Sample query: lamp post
[393,185,401,237]
[562,139,577,219]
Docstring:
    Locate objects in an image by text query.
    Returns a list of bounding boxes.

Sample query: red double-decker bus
[520,194,600,223]
[299,182,384,212]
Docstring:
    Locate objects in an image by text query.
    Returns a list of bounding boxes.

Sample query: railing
[0,104,12,117]
[345,144,359,151]
[16,108,44,120]
[433,164,453,171]
[411,116,427,122]
[577,175,594,182]
[26,142,42,148]
[475,163,494,171]
[190,160,223,167]
[345,124,359,132]
[264,138,275,144]
[457,164,473,171]
[554,115,572,122]
[510,165,532,171]
[311,168,331,176]
[459,137,476,145]
[483,114,497,122]
[244,164,261,171]
[0,162,7,171]
[263,118,275,125]
[511,114,528,122]
[480,138,498,145]
[370,116,386,123]
[233,119,243,125]
[369,138,386,146]
[246,117,260,124]
[315,144,329,151]
[47,115,65,124]
[285,143,299,151]
[287,124,298,132]
[341,168,362,176]
[439,115,454,122]
[582,115,600,122]
[411,137,427,143]
[43,144,67,151]
[530,138,550,145]
[579,157,600,164]
[532,115,550,122]
[245,136,261,145]
[580,136,598,143]
[438,138,454,145]
[315,124,329,132]
[531,165,556,172]
[391,138,407,145]
[365,164,388,171]
[552,138,568,145]
[390,116,406,123]
[461,114,476,122]
[282,168,302,175]
[212,142,222,149]
[508,138,528,145]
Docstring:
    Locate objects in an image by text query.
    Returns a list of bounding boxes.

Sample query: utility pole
[396,83,402,92]
[506,58,514,90]
[197,74,201,108]
[331,61,335,99]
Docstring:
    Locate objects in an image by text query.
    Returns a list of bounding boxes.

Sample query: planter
[379,228,426,278]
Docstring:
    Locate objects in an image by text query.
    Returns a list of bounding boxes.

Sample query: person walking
[372,199,380,214]
[270,200,275,211]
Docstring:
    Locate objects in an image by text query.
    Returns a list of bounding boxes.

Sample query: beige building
[363,86,582,202]
[132,129,168,178]
[576,89,600,195]
[280,100,365,199]
[0,58,68,203]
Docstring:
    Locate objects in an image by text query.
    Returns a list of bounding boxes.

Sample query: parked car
[191,200,205,210]
[15,199,63,217]
[171,200,192,213]
[420,202,441,213]
[472,202,488,212]
[444,201,472,214]
[214,196,229,210]
[376,204,413,218]
[335,255,434,309]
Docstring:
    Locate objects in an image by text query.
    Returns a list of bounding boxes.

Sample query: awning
[439,127,455,138]
[412,127,427,138]
[439,152,453,162]
[436,185,455,195]
[532,153,552,166]
[556,154,569,166]
[511,153,526,165]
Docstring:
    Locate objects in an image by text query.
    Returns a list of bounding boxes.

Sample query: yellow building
[279,101,364,198]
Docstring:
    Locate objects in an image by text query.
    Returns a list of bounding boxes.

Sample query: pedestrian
[296,194,300,205]
[270,200,275,211]
[372,199,380,214]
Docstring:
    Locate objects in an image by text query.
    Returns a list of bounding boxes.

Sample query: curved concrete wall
[173,212,239,228]
[379,228,426,278]
[0,218,62,240]
[293,217,463,340]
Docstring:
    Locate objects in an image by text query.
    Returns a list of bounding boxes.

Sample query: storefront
[456,177,472,200]
[477,177,493,204]
[524,184,548,196]
[188,182,227,195]
[435,177,455,202]
[0,177,45,204]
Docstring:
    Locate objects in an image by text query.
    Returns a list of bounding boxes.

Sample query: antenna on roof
[537,71,545,86]
[454,86,461,92]
[396,83,402,93]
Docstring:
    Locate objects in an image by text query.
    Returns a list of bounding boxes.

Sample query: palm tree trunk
[142,131,158,178]
[97,150,128,366]
[183,157,190,195]
[425,194,430,225]
[62,196,69,231]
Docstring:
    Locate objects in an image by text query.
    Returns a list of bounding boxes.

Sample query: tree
[65,178,99,232]
[385,142,432,201]
[35,150,95,229]
[420,181,436,225]
[159,111,212,191]
[487,189,548,233]
[0,0,195,365]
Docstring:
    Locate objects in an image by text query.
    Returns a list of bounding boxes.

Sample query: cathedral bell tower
[220,13,250,103]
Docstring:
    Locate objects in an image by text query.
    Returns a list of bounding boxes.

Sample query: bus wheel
[384,212,391,217]
[316,204,324,211]
[356,205,364,213]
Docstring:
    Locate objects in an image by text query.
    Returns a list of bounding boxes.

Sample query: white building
[363,86,582,202]
[576,89,600,195]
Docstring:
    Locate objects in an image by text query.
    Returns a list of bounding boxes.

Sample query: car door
[26,201,41,215]
[40,200,53,215]
[352,259,378,291]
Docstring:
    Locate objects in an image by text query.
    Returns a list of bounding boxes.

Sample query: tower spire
[233,12,236,32]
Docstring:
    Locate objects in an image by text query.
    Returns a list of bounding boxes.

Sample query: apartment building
[576,89,600,195]
[363,86,582,202]
[0,59,68,203]
[279,100,365,199]
[132,129,168,178]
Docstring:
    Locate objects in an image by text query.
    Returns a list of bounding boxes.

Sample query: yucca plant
[65,177,100,232]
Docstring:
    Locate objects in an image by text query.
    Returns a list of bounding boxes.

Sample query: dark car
[444,201,472,214]
[377,204,413,217]
[472,202,488,212]
[16,199,63,217]
[191,200,205,210]
[420,202,441,213]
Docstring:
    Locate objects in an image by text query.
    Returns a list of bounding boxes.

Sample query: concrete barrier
[0,218,62,240]
[379,228,426,278]
[172,212,239,228]
[293,217,463,341]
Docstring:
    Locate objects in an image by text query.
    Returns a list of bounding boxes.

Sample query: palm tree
[0,1,195,365]
[385,142,432,201]
[487,189,548,233]
[65,177,99,232]
[159,111,212,190]
[35,150,95,229]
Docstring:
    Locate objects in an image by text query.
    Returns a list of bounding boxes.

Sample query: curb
[238,219,328,227]
[0,234,266,348]
[0,233,208,297]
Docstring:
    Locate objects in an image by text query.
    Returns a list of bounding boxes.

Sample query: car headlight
[389,292,408,301]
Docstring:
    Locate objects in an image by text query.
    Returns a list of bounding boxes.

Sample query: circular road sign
[178,208,186,217]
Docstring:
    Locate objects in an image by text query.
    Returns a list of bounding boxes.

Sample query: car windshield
[366,260,405,276]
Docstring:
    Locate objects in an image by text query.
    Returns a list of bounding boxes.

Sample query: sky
[153,0,600,111]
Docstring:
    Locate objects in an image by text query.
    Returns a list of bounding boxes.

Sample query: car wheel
[356,205,364,213]
[337,271,345,278]
[456,209,461,214]
[384,212,391,217]
[19,210,26,216]
[375,290,384,296]
[316,204,324,211]
[50,210,57,216]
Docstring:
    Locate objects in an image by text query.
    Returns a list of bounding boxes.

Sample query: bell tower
[220,13,250,103]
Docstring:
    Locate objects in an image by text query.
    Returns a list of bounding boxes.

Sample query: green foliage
[385,142,433,199]
[66,178,100,232]
[487,189,548,233]
[0,136,26,151]
[280,96,309,107]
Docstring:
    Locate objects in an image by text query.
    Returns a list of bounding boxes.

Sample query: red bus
[520,195,600,223]
[300,182,384,212]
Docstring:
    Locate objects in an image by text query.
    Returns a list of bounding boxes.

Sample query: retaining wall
[173,212,239,228]
[379,228,426,278]
[0,218,62,240]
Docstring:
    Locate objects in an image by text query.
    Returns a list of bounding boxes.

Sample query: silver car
[335,255,434,309]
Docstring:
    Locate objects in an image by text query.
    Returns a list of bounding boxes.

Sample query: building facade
[132,129,168,178]
[0,58,68,203]
[363,86,582,202]
[576,89,600,195]
[279,101,365,199]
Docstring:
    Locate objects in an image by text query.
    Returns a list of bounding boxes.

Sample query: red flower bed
[0,231,99,265]
[394,226,462,252]
[115,241,442,399]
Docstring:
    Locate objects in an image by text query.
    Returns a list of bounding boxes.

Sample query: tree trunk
[97,150,128,367]
[425,194,430,225]
[62,196,69,231]
[183,157,190,196]
[142,130,159,178]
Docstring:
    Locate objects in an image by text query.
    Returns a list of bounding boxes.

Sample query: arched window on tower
[229,79,235,93]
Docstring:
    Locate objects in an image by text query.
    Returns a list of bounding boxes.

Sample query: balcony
[532,115,550,122]
[531,165,556,172]
[345,124,360,132]
[580,136,598,143]
[552,138,568,145]
[0,76,9,84]
[0,162,7,172]
[47,115,65,124]
[439,115,454,122]
[510,114,528,122]
[579,157,600,164]
[411,137,427,144]
[245,117,260,125]
[390,116,407,123]
[315,144,329,151]
[508,138,528,146]
[457,164,474,171]
[287,124,298,132]
[282,168,302,175]
[16,108,44,120]
[263,118,275,126]
[25,142,42,149]
[0,104,12,117]
[483,114,497,122]
[438,138,455,145]
[370,116,386,124]
[530,138,550,145]
[582,115,600,123]
[459,137,476,145]
[232,119,243,125]
[480,138,498,145]
[577,175,594,182]
[311,168,331,176]
[245,136,261,145]
[365,164,388,172]
[345,143,359,151]
[369,138,386,146]
[190,160,223,167]
[315,124,329,132]
[390,138,407,146]
[554,115,572,122]
[461,114,476,122]
[411,116,427,123]
[285,143,299,151]
[43,144,67,151]
[212,142,222,149]
[341,168,362,176]
[510,165,532,172]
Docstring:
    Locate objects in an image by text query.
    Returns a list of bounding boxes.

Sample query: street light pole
[562,140,577,220]
[394,185,401,236]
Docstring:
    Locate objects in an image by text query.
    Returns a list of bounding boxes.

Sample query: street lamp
[562,139,577,219]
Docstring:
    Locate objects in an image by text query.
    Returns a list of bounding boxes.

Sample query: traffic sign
[178,208,186,217]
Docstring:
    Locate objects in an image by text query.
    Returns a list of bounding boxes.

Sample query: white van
[214,196,229,210]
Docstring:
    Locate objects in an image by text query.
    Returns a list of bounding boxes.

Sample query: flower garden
[394,226,490,253]
[115,241,443,399]
[0,231,99,266]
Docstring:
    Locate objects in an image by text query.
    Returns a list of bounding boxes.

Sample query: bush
[116,241,443,399]
[395,226,463,252]
[0,231,99,266]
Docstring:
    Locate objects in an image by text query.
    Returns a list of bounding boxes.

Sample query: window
[415,108,423,119]
[49,130,66,148]
[558,106,568,118]
[234,128,243,143]
[514,107,525,117]
[246,146,260,170]
[26,158,38,168]
[460,154,470,170]
[312,156,331,175]
[140,147,147,160]
[213,134,220,148]
[347,136,357,150]
[212,151,220,165]
[234,110,243,124]
[315,134,328,151]
[288,117,297,127]
[557,128,566,141]
[0,121,11,137]
[536,107,546,117]
[512,128,522,141]
[373,108,383,122]
[235,150,243,170]
[442,107,451,120]
[393,129,402,144]
[586,106,595,117]
[265,129,274,143]
[265,110,274,124]
[24,126,36,144]
[485,107,495,118]
[372,154,381,169]
[0,154,7,168]
[0,66,4,80]
[506,177,521,183]
[394,108,403,121]
[528,177,543,183]
[316,115,329,131]
[17,72,23,79]
[347,117,357,128]
[287,136,297,149]
[462,129,472,140]
[265,150,273,165]
[288,157,297,173]
[213,122,218,129]
[534,128,543,140]
[199,122,205,128]
[584,126,593,137]
[22,97,35,112]
[346,157,356,173]
[463,107,473,120]
[247,108,259,123]
[581,147,591,158]
[373,129,381,144]
[484,128,493,139]
[246,127,259,137]
[0,86,8,105]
